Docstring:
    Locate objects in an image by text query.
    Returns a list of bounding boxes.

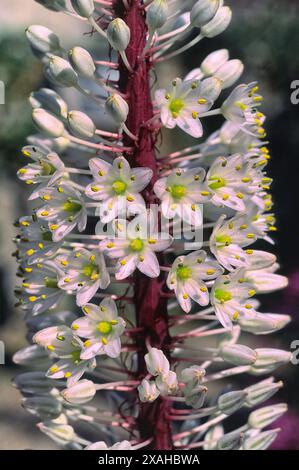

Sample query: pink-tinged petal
[115,254,138,280]
[81,340,103,360]
[71,317,94,338]
[148,234,173,252]
[104,338,121,358]
[214,304,233,330]
[113,156,131,179]
[175,284,192,313]
[100,297,118,320]
[99,238,129,259]
[137,251,160,278]
[161,195,176,219]
[155,88,168,105]
[153,178,167,199]
[130,168,153,192]
[176,113,203,138]
[184,279,209,307]
[81,303,102,321]
[97,196,125,223]
[85,184,111,201]
[88,158,112,179]
[161,108,176,128]
[76,280,100,307]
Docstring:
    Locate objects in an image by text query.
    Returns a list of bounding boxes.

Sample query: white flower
[100,211,173,280]
[55,248,110,306]
[155,77,214,137]
[154,167,211,226]
[18,146,65,200]
[34,326,96,387]
[145,348,170,377]
[138,379,160,403]
[221,82,266,137]
[85,440,132,450]
[71,297,126,359]
[36,183,87,242]
[211,268,257,329]
[16,215,62,265]
[16,260,64,315]
[85,156,152,223]
[210,214,258,271]
[156,371,179,396]
[181,365,206,386]
[206,153,264,211]
[167,250,223,313]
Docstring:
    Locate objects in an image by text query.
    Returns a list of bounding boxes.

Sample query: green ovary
[41,161,56,176]
[215,234,232,246]
[97,321,112,335]
[44,277,58,289]
[169,99,185,117]
[63,200,82,213]
[176,265,192,281]
[129,238,144,252]
[170,185,186,200]
[42,231,53,242]
[209,177,226,190]
[214,289,232,302]
[71,350,82,364]
[83,263,99,279]
[112,180,127,195]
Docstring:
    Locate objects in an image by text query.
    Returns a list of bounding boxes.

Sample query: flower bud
[215,59,244,89]
[22,396,62,420]
[13,371,54,395]
[147,0,169,31]
[105,94,129,125]
[70,0,95,18]
[217,429,244,450]
[190,0,220,28]
[62,379,96,404]
[49,56,78,88]
[243,428,280,450]
[35,0,68,12]
[200,76,222,101]
[68,47,96,79]
[181,365,205,386]
[248,403,287,429]
[13,345,51,369]
[201,6,232,38]
[217,390,247,415]
[144,348,170,376]
[254,348,291,369]
[37,414,75,446]
[220,344,257,366]
[201,49,229,76]
[107,18,130,52]
[67,110,96,139]
[184,384,208,409]
[218,325,241,347]
[32,109,65,138]
[238,312,291,335]
[156,371,179,395]
[29,88,68,119]
[245,378,283,407]
[203,425,224,450]
[138,379,160,403]
[26,25,60,54]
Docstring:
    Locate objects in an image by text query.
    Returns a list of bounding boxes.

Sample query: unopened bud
[191,0,220,28]
[138,379,160,403]
[238,312,291,335]
[107,18,130,52]
[248,403,287,429]
[67,111,96,139]
[62,380,96,404]
[105,94,129,125]
[204,425,224,450]
[245,378,283,407]
[254,348,291,369]
[68,47,96,79]
[201,6,232,38]
[26,25,60,54]
[49,56,78,87]
[215,59,244,89]
[201,49,229,76]
[184,384,208,409]
[181,365,206,386]
[220,344,257,366]
[35,0,68,12]
[13,345,51,369]
[156,371,179,396]
[144,348,170,377]
[243,428,280,450]
[13,372,54,395]
[37,414,75,446]
[70,0,94,18]
[32,109,65,138]
[218,390,247,415]
[200,76,222,101]
[22,395,62,420]
[29,88,68,119]
[147,0,169,31]
[217,429,244,450]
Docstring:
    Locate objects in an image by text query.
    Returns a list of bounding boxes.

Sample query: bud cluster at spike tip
[12,0,290,451]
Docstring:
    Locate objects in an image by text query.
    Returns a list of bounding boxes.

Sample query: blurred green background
[0,0,299,449]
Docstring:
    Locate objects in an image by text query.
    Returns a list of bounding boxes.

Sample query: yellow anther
[235,255,241,260]
[26,249,35,256]
[236,193,244,199]
[90,273,99,281]
[42,195,51,201]
[83,306,90,314]
[222,194,230,201]
[57,186,64,193]
[192,111,198,119]
[47,345,55,351]
[206,269,215,275]
[72,324,79,330]
[84,340,91,348]
[183,293,189,299]
[242,177,251,183]
[25,267,33,273]
[22,150,31,157]
[200,286,207,292]
[110,320,118,325]
[232,312,239,321]
[50,224,58,231]
[25,180,34,185]
[240,224,248,230]
[29,296,37,302]
[50,366,58,374]
[107,242,114,249]
[246,233,255,239]
[101,337,108,345]
[64,372,72,378]
[228,222,234,229]
[60,260,68,266]
[198,98,207,105]
[120,259,127,266]
[21,221,30,227]
[40,211,49,217]
[246,249,254,255]
[90,255,95,263]
[191,204,196,211]
[41,294,46,300]
[127,195,134,202]
[22,282,30,288]
[98,170,105,176]
[139,255,145,262]
[245,304,252,309]
[248,289,256,297]
[38,243,44,249]
[91,186,99,192]
[64,278,70,283]
[148,239,157,244]
[201,191,210,196]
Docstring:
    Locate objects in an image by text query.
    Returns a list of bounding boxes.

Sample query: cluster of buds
[13,0,290,450]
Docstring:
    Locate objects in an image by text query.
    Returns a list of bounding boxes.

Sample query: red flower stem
[114,0,173,450]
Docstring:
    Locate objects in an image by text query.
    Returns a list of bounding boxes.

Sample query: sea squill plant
[13,0,291,450]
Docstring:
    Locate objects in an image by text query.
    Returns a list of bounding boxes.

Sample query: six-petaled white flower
[55,248,110,306]
[155,78,214,138]
[71,297,126,359]
[85,156,153,223]
[36,183,87,242]
[167,250,223,313]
